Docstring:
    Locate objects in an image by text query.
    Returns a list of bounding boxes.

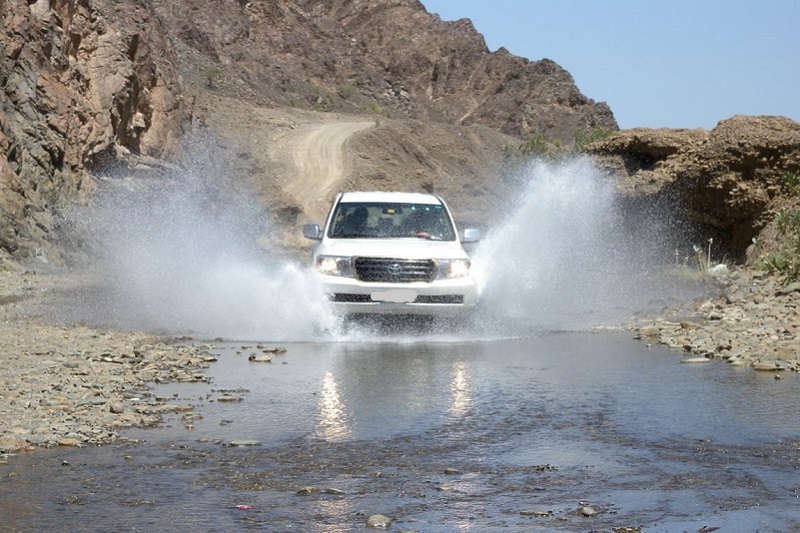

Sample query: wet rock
[248,355,272,363]
[681,357,712,364]
[443,467,461,475]
[520,509,552,517]
[0,439,27,453]
[26,434,54,446]
[297,486,320,495]
[258,345,287,354]
[230,440,261,447]
[637,325,660,338]
[578,506,599,517]
[217,395,243,402]
[753,362,780,371]
[366,514,392,528]
[633,269,800,374]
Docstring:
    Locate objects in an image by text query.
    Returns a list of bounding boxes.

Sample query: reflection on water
[316,371,351,442]
[448,361,472,419]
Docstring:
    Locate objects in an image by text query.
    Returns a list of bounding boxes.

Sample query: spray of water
[471,156,700,335]
[68,144,702,342]
[70,136,335,341]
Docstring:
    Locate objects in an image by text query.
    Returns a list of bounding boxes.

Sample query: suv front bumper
[318,275,478,316]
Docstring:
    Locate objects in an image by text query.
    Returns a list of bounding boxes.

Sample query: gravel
[0,269,214,453]
[633,267,800,373]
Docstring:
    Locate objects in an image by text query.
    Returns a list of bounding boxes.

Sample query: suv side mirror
[303,223,322,240]
[461,228,480,244]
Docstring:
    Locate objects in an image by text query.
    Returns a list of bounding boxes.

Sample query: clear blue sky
[421,0,800,130]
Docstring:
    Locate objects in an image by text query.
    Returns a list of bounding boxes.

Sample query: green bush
[337,84,357,99]
[572,126,614,152]
[782,171,800,194]
[203,66,223,88]
[503,126,614,163]
[757,171,800,281]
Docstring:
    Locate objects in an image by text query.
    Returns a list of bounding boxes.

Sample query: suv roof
[338,191,443,205]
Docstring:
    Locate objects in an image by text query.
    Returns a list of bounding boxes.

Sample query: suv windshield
[328,202,456,241]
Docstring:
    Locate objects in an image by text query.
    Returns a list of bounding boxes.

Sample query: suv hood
[318,238,470,260]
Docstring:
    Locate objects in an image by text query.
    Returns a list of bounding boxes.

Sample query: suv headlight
[437,258,471,279]
[315,255,353,277]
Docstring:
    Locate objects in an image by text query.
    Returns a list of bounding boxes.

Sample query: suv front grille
[353,257,436,283]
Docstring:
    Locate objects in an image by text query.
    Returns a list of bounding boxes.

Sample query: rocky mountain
[153,0,615,139]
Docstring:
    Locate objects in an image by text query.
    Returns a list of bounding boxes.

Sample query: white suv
[303,191,479,317]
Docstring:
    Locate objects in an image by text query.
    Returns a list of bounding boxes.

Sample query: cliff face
[1,0,187,263]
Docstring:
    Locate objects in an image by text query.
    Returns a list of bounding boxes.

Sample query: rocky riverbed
[0,264,797,457]
[635,267,800,373]
[0,269,217,454]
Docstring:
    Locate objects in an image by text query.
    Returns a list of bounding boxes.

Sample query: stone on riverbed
[366,514,392,528]
[217,395,243,402]
[579,506,599,517]
[230,439,261,447]
[520,509,552,517]
[753,362,780,371]
[257,345,287,354]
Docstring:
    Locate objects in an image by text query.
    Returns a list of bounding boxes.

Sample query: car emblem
[387,263,402,276]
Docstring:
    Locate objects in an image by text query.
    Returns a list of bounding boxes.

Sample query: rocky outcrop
[588,115,800,263]
[1,0,187,264]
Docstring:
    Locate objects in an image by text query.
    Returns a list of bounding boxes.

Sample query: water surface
[2,332,798,532]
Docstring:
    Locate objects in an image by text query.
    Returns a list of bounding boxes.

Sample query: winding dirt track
[282,121,373,220]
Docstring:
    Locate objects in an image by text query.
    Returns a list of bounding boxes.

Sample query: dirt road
[281,121,374,221]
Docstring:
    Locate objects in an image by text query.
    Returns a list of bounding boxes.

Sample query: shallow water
[2,331,798,532]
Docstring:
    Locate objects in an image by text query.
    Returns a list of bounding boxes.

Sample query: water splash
[69,146,701,342]
[471,156,698,335]
[69,136,335,341]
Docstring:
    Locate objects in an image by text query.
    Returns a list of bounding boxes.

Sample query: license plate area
[370,289,417,303]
